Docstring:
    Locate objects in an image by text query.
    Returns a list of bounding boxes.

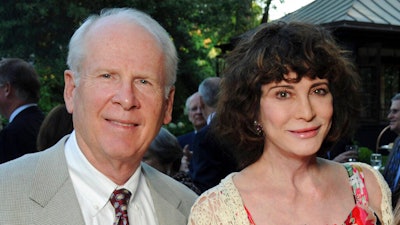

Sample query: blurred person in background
[383,93,400,209]
[177,92,206,173]
[0,58,44,163]
[143,127,201,194]
[37,104,73,151]
[177,92,206,150]
[190,77,238,193]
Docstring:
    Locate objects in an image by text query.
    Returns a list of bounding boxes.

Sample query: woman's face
[259,72,333,157]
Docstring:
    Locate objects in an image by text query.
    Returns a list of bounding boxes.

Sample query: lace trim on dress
[188,163,393,225]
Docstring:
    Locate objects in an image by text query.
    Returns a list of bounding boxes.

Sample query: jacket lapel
[27,137,188,225]
[29,136,85,225]
[142,163,187,225]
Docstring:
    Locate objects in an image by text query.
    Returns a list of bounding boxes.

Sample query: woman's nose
[295,96,315,121]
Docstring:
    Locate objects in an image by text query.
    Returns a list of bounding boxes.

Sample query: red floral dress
[245,164,378,225]
[343,164,377,225]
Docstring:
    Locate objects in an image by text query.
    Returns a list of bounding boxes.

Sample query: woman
[188,22,392,225]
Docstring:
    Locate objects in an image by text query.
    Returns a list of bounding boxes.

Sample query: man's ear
[163,86,175,125]
[3,83,11,97]
[63,70,76,114]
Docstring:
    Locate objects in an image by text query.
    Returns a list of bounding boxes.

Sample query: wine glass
[345,145,358,162]
[370,153,382,170]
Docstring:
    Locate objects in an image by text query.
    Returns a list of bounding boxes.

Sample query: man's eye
[102,74,111,78]
[139,79,149,84]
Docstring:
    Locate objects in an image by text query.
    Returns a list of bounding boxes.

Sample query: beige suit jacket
[0,135,197,225]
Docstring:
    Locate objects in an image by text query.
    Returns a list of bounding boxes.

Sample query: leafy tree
[0,0,263,135]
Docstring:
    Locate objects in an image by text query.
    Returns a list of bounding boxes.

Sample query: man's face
[188,93,206,130]
[64,18,174,169]
[388,100,400,134]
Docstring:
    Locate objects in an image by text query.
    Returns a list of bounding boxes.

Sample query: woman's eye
[313,88,329,95]
[276,90,290,99]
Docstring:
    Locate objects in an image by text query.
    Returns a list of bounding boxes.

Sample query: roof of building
[277,0,400,30]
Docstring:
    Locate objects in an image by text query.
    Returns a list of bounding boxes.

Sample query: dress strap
[344,164,369,206]
[244,205,256,225]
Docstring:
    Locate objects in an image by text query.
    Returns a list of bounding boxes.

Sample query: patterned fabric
[343,164,377,225]
[188,163,393,225]
[172,171,202,195]
[110,189,132,225]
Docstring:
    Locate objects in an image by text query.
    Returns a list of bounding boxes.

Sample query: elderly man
[189,77,237,193]
[177,92,206,149]
[0,8,197,225]
[383,93,400,208]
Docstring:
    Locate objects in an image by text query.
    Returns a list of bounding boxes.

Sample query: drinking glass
[345,145,358,162]
[370,153,382,170]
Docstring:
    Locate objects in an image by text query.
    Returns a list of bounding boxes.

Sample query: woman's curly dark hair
[213,21,361,169]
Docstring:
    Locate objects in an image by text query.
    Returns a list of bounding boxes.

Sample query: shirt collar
[9,103,37,122]
[65,131,141,215]
[207,112,215,125]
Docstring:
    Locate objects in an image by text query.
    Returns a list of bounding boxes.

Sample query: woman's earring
[253,121,264,136]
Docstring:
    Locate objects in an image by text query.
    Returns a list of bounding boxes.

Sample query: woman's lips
[289,126,320,138]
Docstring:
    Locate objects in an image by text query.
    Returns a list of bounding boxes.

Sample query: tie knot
[110,188,131,212]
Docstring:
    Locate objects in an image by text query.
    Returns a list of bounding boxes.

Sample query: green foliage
[1,0,264,135]
[36,60,65,113]
[357,146,373,164]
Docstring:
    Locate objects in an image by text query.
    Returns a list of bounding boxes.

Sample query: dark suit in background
[0,105,44,163]
[189,77,237,193]
[0,58,43,164]
[383,93,400,208]
[178,131,196,150]
[177,92,206,151]
[189,124,237,193]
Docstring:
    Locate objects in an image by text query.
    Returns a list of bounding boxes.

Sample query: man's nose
[111,83,140,110]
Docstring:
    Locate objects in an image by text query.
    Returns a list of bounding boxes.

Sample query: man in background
[190,77,237,193]
[177,92,207,173]
[177,92,206,150]
[0,58,44,163]
[383,93,400,208]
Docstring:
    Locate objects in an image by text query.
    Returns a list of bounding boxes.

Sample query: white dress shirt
[65,131,158,225]
[206,112,215,125]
